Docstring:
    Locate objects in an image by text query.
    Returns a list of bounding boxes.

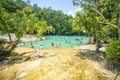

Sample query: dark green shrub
[106,39,120,64]
[0,40,6,44]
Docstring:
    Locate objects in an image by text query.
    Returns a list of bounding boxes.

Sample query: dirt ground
[0,45,117,80]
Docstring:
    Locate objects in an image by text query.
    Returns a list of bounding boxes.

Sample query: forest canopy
[0,0,75,37]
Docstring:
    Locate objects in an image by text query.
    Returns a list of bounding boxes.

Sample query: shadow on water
[76,49,120,73]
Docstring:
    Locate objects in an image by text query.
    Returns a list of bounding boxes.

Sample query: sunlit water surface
[18,36,90,49]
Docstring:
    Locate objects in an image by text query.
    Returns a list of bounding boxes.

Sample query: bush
[106,39,120,64]
[0,40,6,45]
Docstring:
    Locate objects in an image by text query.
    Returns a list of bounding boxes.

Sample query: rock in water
[16,72,27,79]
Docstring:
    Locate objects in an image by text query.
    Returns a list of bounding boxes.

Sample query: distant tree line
[1,0,81,36]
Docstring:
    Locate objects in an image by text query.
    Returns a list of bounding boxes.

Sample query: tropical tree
[72,0,120,52]
[0,5,13,43]
[0,0,53,53]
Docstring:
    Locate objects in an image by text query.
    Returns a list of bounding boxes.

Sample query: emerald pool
[18,36,90,49]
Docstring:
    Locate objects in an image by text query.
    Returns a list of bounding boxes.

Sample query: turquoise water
[18,36,90,49]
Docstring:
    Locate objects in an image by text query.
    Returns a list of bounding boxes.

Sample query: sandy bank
[0,44,116,80]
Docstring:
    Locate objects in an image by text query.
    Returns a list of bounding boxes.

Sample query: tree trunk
[0,17,12,43]
[118,13,120,39]
[7,32,12,43]
[94,1,100,53]
[9,38,20,52]
[95,40,99,53]
[93,24,96,44]
[118,29,120,39]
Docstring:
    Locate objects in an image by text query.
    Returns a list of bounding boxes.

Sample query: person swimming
[39,44,43,50]
[51,42,54,47]
[30,43,34,48]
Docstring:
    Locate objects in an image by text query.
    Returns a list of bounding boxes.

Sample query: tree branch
[93,8,106,21]
[98,22,118,29]
[93,8,119,29]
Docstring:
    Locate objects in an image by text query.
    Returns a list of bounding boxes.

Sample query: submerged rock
[16,72,27,79]
[41,37,47,40]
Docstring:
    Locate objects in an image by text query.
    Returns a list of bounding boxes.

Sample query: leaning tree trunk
[7,30,12,43]
[9,38,20,52]
[0,17,12,43]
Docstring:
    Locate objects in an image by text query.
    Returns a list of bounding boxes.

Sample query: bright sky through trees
[24,0,82,17]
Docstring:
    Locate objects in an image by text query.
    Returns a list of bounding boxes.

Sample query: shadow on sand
[76,49,120,73]
[0,50,35,70]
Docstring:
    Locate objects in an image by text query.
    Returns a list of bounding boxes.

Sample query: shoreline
[0,33,90,42]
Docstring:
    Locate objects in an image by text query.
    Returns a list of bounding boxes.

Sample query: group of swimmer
[25,36,90,50]
[30,43,43,50]
[51,42,61,48]
[30,42,61,50]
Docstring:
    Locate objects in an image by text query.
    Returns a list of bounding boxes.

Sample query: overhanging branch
[94,8,106,21]
[93,8,119,29]
[98,22,118,29]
